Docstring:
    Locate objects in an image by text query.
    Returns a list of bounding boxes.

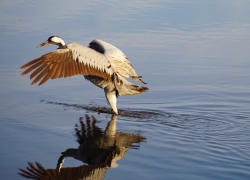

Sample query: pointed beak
[36,40,50,48]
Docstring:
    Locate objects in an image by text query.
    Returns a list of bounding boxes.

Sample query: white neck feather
[52,36,65,46]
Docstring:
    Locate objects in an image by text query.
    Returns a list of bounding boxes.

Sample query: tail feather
[116,75,148,96]
[131,76,147,84]
[131,84,148,93]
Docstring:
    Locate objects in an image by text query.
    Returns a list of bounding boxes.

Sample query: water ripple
[45,101,241,136]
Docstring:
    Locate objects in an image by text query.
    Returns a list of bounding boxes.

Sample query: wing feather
[65,61,71,77]
[69,61,74,77]
[77,62,83,76]
[21,58,40,69]
[31,66,49,85]
[74,61,79,75]
[54,63,63,79]
[21,60,43,75]
[62,61,68,77]
[57,54,65,78]
[50,63,59,79]
[89,39,146,84]
[39,71,53,86]
[57,63,63,78]
[84,63,89,74]
[71,59,76,76]
[21,43,115,85]
[30,64,47,79]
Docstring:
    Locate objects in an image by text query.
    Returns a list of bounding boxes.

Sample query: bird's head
[36,35,66,48]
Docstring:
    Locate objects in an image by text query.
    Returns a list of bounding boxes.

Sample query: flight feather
[21,43,115,86]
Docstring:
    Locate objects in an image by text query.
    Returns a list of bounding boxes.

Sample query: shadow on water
[46,101,161,119]
[18,114,146,180]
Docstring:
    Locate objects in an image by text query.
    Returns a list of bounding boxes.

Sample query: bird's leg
[104,85,118,114]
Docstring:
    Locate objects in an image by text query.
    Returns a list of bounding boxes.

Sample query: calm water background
[0,0,250,179]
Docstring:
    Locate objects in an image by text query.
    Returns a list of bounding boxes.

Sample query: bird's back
[89,39,143,82]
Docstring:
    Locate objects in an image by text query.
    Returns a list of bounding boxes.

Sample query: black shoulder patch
[89,42,105,54]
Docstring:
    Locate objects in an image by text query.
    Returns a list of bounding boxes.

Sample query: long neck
[57,42,65,48]
[52,36,65,48]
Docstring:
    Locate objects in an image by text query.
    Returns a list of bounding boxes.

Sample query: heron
[20,35,148,114]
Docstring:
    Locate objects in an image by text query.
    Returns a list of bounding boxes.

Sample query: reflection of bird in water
[19,114,146,180]
[70,114,145,168]
[20,36,148,114]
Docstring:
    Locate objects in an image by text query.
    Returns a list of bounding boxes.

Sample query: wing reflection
[18,114,146,180]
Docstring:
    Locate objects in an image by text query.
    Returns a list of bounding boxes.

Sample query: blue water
[0,1,250,179]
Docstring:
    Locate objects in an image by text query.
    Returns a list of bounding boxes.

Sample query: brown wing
[21,49,113,86]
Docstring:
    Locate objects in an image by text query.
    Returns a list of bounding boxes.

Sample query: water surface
[0,1,250,179]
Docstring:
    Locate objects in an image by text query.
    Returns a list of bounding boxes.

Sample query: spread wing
[89,39,146,84]
[21,43,115,86]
